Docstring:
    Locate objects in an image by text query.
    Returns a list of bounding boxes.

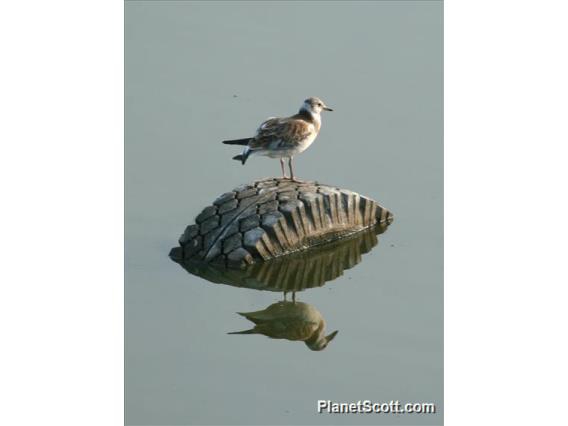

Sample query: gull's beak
[326,330,339,342]
[323,106,333,111]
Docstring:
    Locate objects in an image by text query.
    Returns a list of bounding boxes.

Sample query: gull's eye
[318,103,322,106]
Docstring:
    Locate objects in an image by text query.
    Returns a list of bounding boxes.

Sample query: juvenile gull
[228,300,338,351]
[222,97,333,181]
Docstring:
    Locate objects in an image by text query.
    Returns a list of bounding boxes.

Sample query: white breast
[297,128,318,153]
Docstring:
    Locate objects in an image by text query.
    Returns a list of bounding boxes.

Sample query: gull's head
[305,330,339,351]
[301,97,333,115]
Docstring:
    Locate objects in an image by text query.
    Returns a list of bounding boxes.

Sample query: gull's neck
[305,321,326,349]
[298,107,322,128]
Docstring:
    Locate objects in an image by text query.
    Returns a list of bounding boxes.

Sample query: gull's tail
[222,138,251,145]
[227,329,257,335]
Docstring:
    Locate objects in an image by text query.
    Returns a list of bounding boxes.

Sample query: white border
[0,1,123,425]
[446,0,568,425]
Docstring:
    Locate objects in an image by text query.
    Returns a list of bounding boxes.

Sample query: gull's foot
[289,177,305,183]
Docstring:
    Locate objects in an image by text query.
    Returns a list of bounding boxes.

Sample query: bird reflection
[172,222,388,293]
[229,298,338,351]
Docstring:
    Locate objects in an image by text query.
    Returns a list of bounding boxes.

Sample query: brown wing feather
[249,117,313,150]
[254,319,319,341]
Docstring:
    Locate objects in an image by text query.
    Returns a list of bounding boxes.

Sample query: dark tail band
[222,138,251,146]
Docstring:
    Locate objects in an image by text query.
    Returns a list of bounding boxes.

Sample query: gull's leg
[289,157,302,182]
[280,158,287,179]
[283,291,287,301]
[292,291,296,304]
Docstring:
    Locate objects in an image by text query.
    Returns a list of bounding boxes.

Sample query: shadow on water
[170,222,390,350]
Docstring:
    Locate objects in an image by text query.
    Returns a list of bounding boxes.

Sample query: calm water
[125,1,442,425]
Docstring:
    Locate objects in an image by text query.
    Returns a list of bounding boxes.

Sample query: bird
[222,97,333,182]
[228,300,339,351]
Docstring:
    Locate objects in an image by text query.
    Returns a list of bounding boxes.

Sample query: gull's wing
[249,117,313,150]
[253,319,320,341]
